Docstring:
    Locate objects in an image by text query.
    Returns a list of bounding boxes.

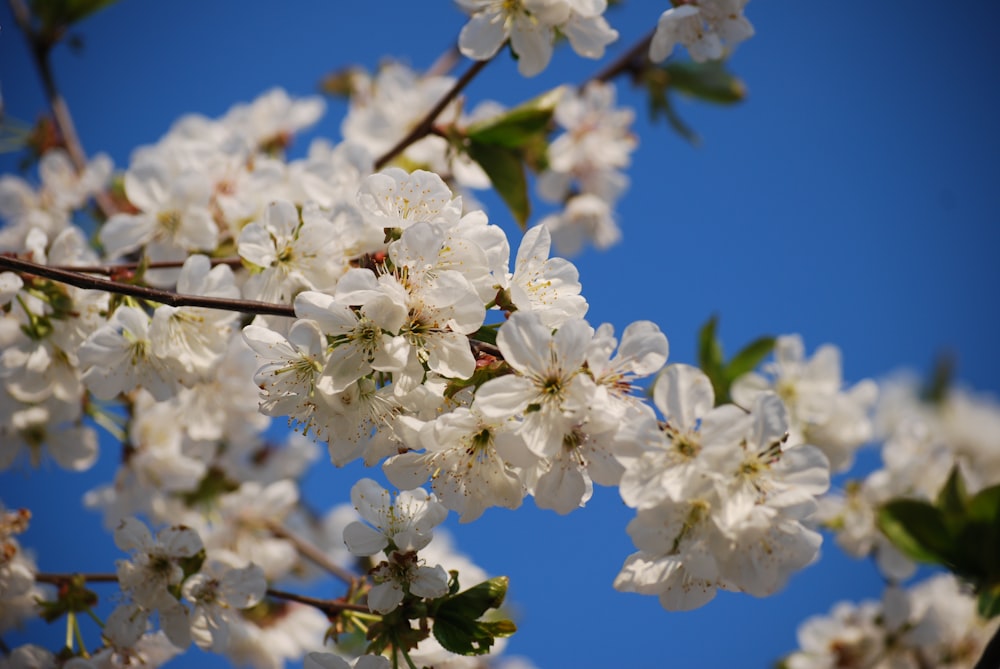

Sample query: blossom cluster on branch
[1,1,999,668]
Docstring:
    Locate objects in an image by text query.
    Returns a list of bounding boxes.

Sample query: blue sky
[1,2,999,668]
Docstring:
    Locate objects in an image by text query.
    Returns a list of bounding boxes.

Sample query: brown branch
[589,29,656,85]
[374,57,491,170]
[267,588,370,615]
[36,572,119,584]
[0,254,295,318]
[266,520,358,586]
[46,257,246,276]
[8,0,118,219]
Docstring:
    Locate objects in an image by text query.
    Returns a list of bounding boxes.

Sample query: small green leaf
[920,352,955,405]
[31,0,120,34]
[724,336,776,384]
[466,88,561,149]
[877,500,956,565]
[936,466,969,518]
[466,141,529,229]
[978,585,1000,619]
[967,484,1000,583]
[430,577,514,656]
[697,316,725,402]
[662,60,747,105]
[646,82,700,145]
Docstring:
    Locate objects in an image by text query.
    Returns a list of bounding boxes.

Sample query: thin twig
[36,572,119,584]
[265,520,357,586]
[374,57,491,170]
[589,29,656,85]
[267,588,370,615]
[8,0,118,219]
[45,257,246,276]
[0,254,295,318]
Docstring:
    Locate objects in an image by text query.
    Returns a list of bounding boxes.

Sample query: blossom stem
[589,29,656,85]
[399,645,419,669]
[374,57,491,170]
[7,0,118,218]
[264,520,358,585]
[0,254,296,318]
[265,588,370,615]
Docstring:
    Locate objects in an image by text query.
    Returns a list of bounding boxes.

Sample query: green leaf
[431,577,514,656]
[466,140,530,229]
[466,88,561,149]
[697,316,725,402]
[877,500,957,565]
[967,484,1000,583]
[662,60,747,105]
[646,83,700,145]
[724,336,776,384]
[978,585,1000,619]
[31,0,120,33]
[936,466,969,518]
[920,352,955,404]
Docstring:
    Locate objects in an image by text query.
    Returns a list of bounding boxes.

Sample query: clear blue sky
[1,2,999,668]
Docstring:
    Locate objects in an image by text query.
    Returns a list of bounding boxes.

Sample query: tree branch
[267,588,370,615]
[266,520,358,586]
[0,254,295,318]
[589,29,656,85]
[8,0,118,219]
[44,257,246,276]
[374,57,491,170]
[35,572,119,584]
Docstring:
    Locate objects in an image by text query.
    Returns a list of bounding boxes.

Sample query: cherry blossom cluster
[782,573,999,669]
[613,363,832,610]
[457,0,618,77]
[650,0,755,64]
[0,507,47,636]
[817,374,1000,581]
[0,90,529,668]
[537,81,636,256]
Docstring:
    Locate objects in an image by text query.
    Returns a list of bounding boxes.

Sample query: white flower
[357,168,462,231]
[507,225,588,328]
[731,334,876,472]
[114,517,203,608]
[221,87,325,150]
[383,406,530,522]
[238,200,348,303]
[458,0,617,77]
[619,364,748,509]
[100,153,218,261]
[649,0,753,64]
[79,305,189,401]
[475,311,596,459]
[343,479,448,556]
[294,287,408,396]
[243,320,327,434]
[182,560,267,652]
[539,193,621,257]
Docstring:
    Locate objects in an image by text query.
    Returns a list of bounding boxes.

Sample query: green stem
[71,613,88,658]
[84,608,104,629]
[399,644,419,669]
[64,611,75,650]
